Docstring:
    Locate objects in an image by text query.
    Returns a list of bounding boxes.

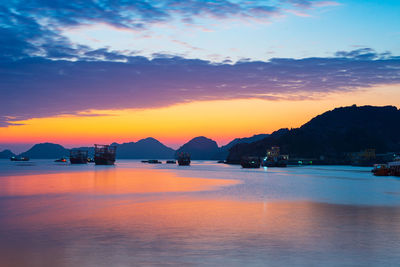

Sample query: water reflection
[1,164,400,266]
[0,168,239,196]
[1,197,400,266]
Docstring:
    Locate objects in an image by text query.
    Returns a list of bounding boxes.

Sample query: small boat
[166,160,176,164]
[241,156,260,168]
[10,156,29,161]
[148,159,162,164]
[261,147,288,167]
[372,164,390,176]
[87,158,95,163]
[388,161,400,176]
[372,160,400,177]
[177,152,191,166]
[54,158,67,163]
[94,144,116,165]
[70,150,88,164]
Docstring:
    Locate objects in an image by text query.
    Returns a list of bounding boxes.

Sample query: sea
[0,159,400,266]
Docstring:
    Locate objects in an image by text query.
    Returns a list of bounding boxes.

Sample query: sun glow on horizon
[0,84,399,151]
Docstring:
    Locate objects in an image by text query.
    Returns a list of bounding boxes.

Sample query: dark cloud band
[1,49,399,126]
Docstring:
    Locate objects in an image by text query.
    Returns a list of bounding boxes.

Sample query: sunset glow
[1,84,399,150]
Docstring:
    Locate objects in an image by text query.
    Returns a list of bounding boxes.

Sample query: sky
[0,0,399,153]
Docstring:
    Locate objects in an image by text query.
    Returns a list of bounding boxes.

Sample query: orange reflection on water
[0,168,240,196]
[2,185,400,267]
[4,197,400,253]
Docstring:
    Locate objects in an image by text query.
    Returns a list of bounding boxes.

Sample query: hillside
[19,143,69,159]
[215,134,269,159]
[175,136,219,160]
[227,105,400,163]
[0,149,15,159]
[116,137,175,159]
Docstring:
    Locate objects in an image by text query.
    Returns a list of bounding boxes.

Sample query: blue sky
[59,0,400,62]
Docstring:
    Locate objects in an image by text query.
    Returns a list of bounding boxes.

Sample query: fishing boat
[177,152,191,166]
[54,157,67,163]
[372,164,390,176]
[261,146,288,167]
[10,156,29,161]
[388,161,400,176]
[241,156,261,168]
[94,144,116,165]
[70,150,88,164]
[372,158,400,177]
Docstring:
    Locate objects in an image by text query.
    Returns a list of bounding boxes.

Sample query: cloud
[0,0,397,127]
[2,0,330,31]
[1,48,399,126]
[0,0,339,59]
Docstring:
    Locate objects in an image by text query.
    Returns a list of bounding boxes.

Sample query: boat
[372,158,400,177]
[177,152,191,166]
[148,159,162,164]
[261,146,288,167]
[87,158,95,163]
[94,144,116,165]
[372,164,390,176]
[166,160,176,164]
[54,158,67,163]
[241,156,260,168]
[388,161,400,176]
[10,156,29,161]
[70,150,88,164]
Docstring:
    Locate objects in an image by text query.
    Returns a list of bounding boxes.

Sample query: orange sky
[1,84,399,151]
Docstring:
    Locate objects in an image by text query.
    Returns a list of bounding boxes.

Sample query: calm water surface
[1,159,400,266]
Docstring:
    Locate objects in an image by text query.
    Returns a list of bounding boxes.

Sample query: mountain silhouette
[175,136,219,160]
[215,134,269,159]
[19,143,69,159]
[0,149,15,158]
[116,137,175,159]
[227,105,400,163]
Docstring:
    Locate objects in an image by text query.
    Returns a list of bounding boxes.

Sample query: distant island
[0,134,268,160]
[1,105,399,163]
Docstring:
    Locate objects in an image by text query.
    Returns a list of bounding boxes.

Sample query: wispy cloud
[0,0,339,60]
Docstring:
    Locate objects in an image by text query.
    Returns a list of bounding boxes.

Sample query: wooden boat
[10,156,29,161]
[261,147,288,167]
[94,144,116,165]
[372,161,400,177]
[372,164,390,176]
[177,152,191,166]
[54,158,67,163]
[241,156,260,168]
[388,161,400,176]
[70,150,88,164]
